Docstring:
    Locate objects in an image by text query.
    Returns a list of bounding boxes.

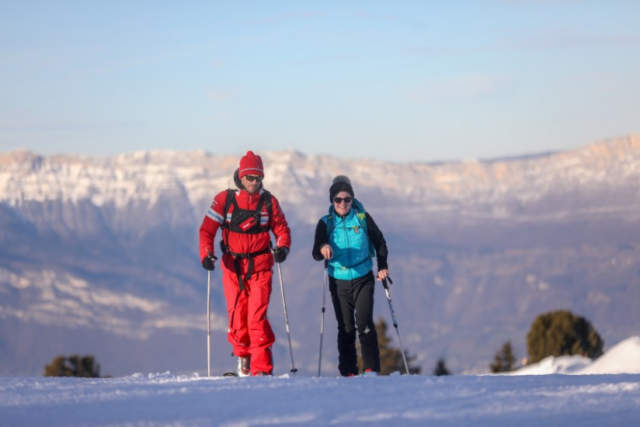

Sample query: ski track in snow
[2,373,640,426]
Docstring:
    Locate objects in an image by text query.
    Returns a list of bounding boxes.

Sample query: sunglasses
[333,196,353,204]
[245,175,263,183]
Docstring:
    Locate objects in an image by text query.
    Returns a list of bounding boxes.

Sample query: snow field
[2,372,640,426]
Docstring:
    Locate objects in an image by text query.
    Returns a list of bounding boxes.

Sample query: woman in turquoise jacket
[312,175,389,376]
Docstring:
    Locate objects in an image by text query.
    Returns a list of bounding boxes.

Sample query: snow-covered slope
[580,336,640,375]
[4,337,640,426]
[510,336,640,375]
[2,373,640,426]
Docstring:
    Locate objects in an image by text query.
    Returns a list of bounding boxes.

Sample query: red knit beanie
[238,151,264,178]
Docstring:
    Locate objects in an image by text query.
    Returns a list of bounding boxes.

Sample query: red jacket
[199,188,291,274]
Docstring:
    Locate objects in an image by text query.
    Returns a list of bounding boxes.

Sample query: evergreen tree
[44,356,70,377]
[489,341,517,373]
[526,310,604,364]
[433,358,451,376]
[358,317,422,375]
[43,355,101,378]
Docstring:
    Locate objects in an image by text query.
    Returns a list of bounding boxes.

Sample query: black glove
[273,246,289,264]
[202,254,217,271]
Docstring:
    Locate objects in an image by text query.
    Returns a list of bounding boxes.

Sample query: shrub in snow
[526,310,603,364]
[43,355,102,378]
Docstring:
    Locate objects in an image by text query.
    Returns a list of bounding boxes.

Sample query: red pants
[222,269,275,375]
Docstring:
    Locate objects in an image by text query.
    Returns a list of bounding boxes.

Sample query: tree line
[43,309,603,377]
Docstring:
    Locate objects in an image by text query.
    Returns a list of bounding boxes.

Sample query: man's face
[240,175,262,194]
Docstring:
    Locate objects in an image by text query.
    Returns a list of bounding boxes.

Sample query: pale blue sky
[1,1,639,162]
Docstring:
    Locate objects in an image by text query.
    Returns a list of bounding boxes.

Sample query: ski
[222,372,238,377]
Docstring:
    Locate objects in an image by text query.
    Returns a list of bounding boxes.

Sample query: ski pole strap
[229,247,271,291]
[382,275,393,289]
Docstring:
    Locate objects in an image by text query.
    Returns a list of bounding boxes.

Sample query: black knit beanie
[329,175,354,202]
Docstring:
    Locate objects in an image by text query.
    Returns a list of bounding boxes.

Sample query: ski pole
[273,246,298,375]
[382,276,410,374]
[207,268,212,378]
[206,250,217,378]
[318,260,328,377]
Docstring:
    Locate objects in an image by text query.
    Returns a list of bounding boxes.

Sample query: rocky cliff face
[1,135,639,375]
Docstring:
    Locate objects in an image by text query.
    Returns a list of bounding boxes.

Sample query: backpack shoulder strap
[351,199,368,231]
[323,214,334,238]
[352,201,376,258]
[259,190,273,228]
[221,189,235,227]
[219,189,235,253]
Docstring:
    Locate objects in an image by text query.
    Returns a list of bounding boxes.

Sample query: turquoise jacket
[322,199,374,280]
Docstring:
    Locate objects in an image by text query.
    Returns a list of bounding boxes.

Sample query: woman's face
[333,191,353,216]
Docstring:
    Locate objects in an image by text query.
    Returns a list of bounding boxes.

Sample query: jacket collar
[328,198,364,221]
[235,187,264,203]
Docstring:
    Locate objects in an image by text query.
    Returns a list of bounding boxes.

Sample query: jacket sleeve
[269,195,292,250]
[312,219,328,261]
[365,212,388,271]
[199,191,228,262]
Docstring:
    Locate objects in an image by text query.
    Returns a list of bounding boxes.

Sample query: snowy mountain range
[1,134,640,376]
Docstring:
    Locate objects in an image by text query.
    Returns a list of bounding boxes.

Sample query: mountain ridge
[3,134,639,217]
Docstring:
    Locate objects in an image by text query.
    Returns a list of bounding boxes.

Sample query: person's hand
[273,246,289,263]
[202,253,217,271]
[377,269,389,281]
[320,244,333,260]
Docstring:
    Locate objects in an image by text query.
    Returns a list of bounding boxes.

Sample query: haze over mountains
[1,134,639,375]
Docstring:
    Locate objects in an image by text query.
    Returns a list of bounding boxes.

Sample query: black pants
[329,271,380,376]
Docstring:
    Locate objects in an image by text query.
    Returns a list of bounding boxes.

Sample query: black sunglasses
[333,196,353,204]
[245,175,263,183]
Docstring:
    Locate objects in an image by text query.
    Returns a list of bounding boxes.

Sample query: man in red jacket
[199,151,292,377]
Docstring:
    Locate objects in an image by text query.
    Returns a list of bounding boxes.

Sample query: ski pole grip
[324,259,328,269]
[382,278,389,289]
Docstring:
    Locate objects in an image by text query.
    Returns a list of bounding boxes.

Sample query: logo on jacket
[353,226,360,234]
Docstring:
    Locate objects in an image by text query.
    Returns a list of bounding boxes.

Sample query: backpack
[218,189,274,291]
[219,189,273,252]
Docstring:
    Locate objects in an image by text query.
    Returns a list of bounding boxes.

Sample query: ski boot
[237,356,251,377]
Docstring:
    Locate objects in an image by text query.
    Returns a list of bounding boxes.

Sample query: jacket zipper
[341,214,354,281]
